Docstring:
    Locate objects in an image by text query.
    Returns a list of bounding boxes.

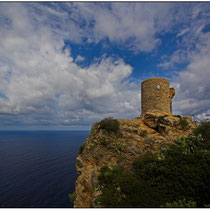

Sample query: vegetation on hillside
[98,117,120,134]
[161,199,197,208]
[193,120,210,149]
[178,116,189,129]
[96,122,210,207]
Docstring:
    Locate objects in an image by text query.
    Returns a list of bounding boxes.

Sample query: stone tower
[141,78,175,117]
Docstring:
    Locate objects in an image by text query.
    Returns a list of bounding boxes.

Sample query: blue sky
[0,2,210,130]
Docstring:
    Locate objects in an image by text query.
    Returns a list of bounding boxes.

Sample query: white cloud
[0,3,141,128]
[158,3,210,69]
[176,28,190,37]
[153,3,210,118]
[158,50,188,69]
[172,31,210,116]
[0,2,210,128]
[194,112,210,122]
[75,55,85,62]
[68,3,174,52]
[18,2,177,53]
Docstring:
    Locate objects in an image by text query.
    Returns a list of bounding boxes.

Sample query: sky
[0,2,210,130]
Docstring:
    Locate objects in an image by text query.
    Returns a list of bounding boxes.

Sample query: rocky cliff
[73,114,196,207]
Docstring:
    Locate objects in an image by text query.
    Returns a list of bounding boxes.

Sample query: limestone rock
[73,114,196,207]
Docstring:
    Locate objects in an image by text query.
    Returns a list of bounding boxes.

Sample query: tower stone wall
[141,78,175,117]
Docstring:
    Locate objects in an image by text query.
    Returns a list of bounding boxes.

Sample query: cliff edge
[73,114,196,207]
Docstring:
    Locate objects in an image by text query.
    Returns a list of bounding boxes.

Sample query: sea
[0,130,89,207]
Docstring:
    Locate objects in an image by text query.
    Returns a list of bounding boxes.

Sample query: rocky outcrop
[73,114,196,207]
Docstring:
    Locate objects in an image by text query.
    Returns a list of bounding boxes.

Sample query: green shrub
[97,166,127,207]
[85,136,108,151]
[79,144,85,154]
[176,134,204,154]
[112,141,126,154]
[97,135,210,207]
[85,143,95,151]
[193,120,210,149]
[161,199,197,207]
[69,193,76,203]
[179,117,189,129]
[99,117,120,134]
[93,136,107,146]
[204,204,210,207]
[76,159,83,168]
[84,138,96,151]
[157,115,168,124]
[90,124,99,135]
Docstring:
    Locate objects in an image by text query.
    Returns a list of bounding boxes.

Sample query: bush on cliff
[98,117,119,134]
[97,134,210,207]
[193,120,210,149]
[178,117,189,129]
[79,144,85,154]
[161,199,197,207]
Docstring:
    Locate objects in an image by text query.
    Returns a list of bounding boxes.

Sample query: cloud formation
[0,2,210,128]
[167,4,210,118]
[173,31,210,117]
[0,3,141,128]
[22,3,177,52]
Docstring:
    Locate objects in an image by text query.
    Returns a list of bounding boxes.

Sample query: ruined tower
[141,78,175,117]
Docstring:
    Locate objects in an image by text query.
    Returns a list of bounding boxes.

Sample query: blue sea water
[0,130,89,207]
